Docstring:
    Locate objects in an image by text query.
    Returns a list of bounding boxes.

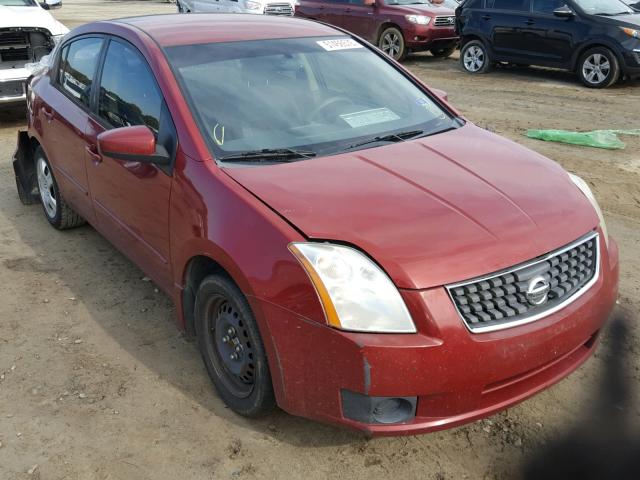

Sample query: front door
[520,0,577,66]
[85,38,177,292]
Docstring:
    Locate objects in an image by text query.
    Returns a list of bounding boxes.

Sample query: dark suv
[456,0,640,87]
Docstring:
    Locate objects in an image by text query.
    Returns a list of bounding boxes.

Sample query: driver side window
[97,40,162,135]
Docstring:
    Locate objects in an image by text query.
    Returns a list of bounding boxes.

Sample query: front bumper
[260,234,619,436]
[0,77,27,104]
[403,24,457,50]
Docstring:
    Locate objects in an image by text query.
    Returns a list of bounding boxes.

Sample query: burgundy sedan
[13,14,618,436]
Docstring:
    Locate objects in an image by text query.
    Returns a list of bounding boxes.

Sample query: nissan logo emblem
[526,276,551,306]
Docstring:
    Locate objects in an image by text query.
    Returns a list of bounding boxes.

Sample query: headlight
[405,15,431,25]
[569,173,609,247]
[621,27,640,39]
[289,243,416,333]
[245,0,262,10]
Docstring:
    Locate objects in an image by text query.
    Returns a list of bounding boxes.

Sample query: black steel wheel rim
[205,296,256,398]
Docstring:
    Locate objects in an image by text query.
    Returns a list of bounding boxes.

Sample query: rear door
[85,38,177,291]
[339,0,377,41]
[38,36,105,224]
[485,0,533,60]
[296,0,331,21]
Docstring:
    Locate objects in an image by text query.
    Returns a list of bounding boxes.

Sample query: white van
[176,0,296,16]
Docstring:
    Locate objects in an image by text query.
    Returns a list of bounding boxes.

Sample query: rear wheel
[35,147,85,230]
[578,47,619,88]
[430,44,456,58]
[460,40,492,74]
[378,27,406,61]
[194,274,276,417]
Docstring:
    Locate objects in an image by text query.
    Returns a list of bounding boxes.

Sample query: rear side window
[97,40,162,134]
[58,37,103,108]
[486,0,530,10]
[531,0,564,12]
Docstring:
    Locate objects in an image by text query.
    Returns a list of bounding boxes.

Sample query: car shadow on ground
[521,310,640,479]
[406,53,640,91]
[0,127,362,447]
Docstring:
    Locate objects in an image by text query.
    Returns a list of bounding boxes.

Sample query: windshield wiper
[345,129,424,151]
[219,148,316,163]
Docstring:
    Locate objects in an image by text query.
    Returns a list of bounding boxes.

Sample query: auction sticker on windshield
[340,108,401,128]
[317,39,363,51]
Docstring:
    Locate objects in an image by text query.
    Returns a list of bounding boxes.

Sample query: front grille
[434,16,456,27]
[264,3,293,15]
[447,232,599,333]
[1,47,30,62]
[0,79,25,98]
[0,31,27,46]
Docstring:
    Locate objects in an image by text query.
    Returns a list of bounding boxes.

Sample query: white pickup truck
[177,0,296,17]
[0,0,67,105]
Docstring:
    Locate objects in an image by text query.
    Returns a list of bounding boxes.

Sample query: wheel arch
[571,41,624,72]
[376,22,403,44]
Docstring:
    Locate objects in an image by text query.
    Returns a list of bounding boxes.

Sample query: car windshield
[573,0,633,14]
[166,36,459,163]
[0,0,37,5]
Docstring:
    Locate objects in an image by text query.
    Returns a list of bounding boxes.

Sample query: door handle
[482,14,491,20]
[525,19,535,25]
[345,7,351,12]
[42,107,54,122]
[85,144,102,164]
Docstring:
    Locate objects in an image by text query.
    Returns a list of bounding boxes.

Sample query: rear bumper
[261,233,619,436]
[403,24,458,51]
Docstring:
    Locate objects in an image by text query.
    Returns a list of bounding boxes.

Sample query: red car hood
[223,124,598,289]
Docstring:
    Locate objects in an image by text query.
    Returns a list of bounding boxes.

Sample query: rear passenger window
[486,0,530,10]
[532,0,564,12]
[97,40,162,135]
[58,37,103,108]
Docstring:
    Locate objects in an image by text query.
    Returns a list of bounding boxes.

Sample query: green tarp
[526,129,640,150]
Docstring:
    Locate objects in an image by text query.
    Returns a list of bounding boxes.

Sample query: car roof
[113,13,342,47]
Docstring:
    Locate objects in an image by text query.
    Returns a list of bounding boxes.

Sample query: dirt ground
[0,1,639,478]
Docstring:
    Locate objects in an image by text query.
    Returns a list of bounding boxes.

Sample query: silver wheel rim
[381,32,402,59]
[36,157,57,219]
[463,45,485,72]
[582,53,610,85]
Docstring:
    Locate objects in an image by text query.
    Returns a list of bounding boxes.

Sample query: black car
[456,0,640,87]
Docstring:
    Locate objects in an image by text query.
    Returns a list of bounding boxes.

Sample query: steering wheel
[309,96,353,122]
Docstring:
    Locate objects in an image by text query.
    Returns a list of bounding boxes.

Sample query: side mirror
[431,88,448,102]
[363,0,375,6]
[97,126,170,166]
[39,2,50,9]
[46,0,62,9]
[553,5,574,17]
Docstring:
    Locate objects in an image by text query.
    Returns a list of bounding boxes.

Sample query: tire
[577,47,620,88]
[34,147,85,230]
[460,40,493,74]
[430,44,456,58]
[379,27,407,62]
[194,274,276,417]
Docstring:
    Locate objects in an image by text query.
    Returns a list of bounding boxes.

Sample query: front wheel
[578,47,620,88]
[460,40,492,74]
[379,27,406,62]
[194,274,276,417]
